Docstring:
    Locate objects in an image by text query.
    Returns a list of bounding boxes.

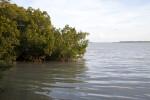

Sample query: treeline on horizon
[0,0,89,62]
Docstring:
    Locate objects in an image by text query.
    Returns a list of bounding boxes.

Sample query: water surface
[0,43,150,100]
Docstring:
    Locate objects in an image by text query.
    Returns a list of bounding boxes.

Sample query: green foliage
[51,25,89,61]
[0,14,20,61]
[17,8,55,61]
[0,1,89,62]
[0,60,15,71]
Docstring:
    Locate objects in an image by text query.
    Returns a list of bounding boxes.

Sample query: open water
[0,43,150,100]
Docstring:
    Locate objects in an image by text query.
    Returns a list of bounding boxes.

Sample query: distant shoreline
[89,41,150,43]
[118,41,150,43]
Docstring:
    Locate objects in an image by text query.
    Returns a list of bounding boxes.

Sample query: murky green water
[0,61,88,100]
[0,43,150,100]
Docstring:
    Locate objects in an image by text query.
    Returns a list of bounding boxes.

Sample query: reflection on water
[1,43,150,100]
[0,60,88,100]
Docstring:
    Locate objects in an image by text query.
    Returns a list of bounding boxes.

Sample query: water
[1,43,150,100]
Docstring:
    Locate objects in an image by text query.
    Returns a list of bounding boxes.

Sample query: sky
[11,0,150,42]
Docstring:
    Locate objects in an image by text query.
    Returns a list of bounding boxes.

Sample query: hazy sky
[12,0,150,42]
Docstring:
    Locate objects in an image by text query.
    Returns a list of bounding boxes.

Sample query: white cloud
[12,0,150,42]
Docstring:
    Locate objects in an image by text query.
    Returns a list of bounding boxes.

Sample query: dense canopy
[0,0,89,62]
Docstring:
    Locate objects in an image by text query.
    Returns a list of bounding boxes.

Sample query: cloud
[12,0,150,42]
